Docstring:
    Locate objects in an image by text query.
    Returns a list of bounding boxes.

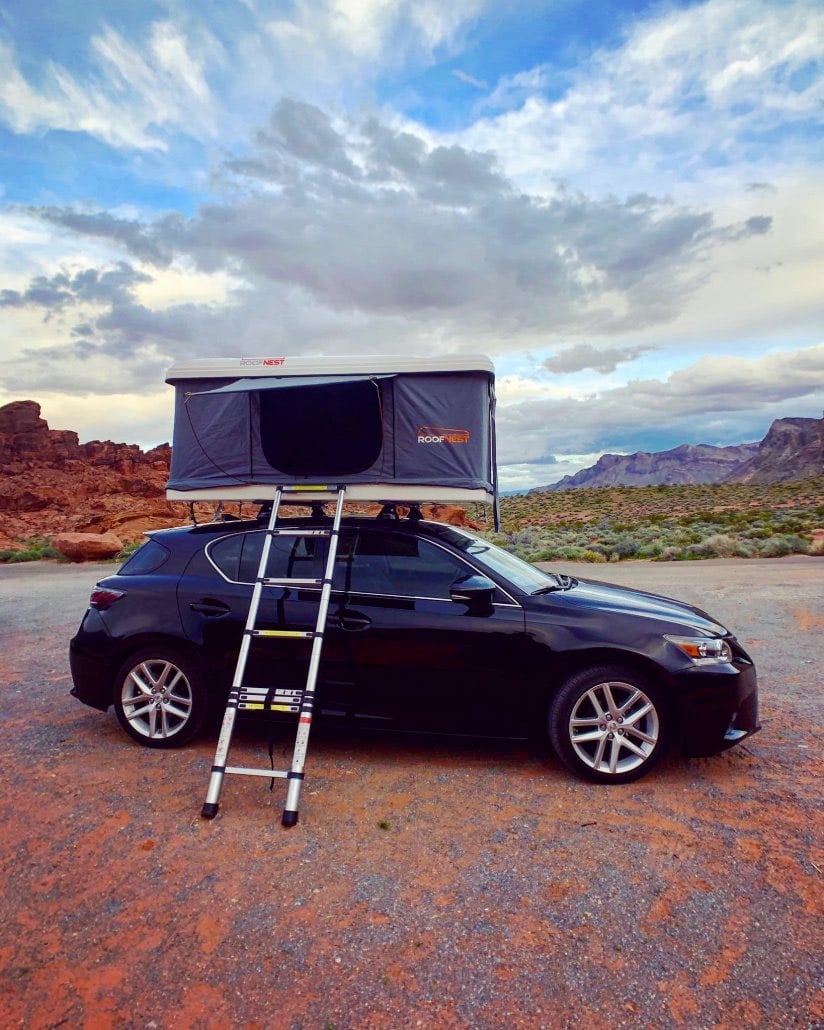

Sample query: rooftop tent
[165,355,497,508]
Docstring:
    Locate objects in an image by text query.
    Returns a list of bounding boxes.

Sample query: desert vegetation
[0,537,63,564]
[480,477,824,563]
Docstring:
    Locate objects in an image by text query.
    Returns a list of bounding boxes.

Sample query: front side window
[335,532,468,599]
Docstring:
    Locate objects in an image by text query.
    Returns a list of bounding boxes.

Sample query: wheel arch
[543,647,675,713]
[109,634,216,702]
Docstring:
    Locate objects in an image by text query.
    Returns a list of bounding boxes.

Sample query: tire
[113,647,208,749]
[548,665,668,784]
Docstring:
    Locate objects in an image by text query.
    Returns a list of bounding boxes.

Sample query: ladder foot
[201,802,220,819]
[281,809,299,828]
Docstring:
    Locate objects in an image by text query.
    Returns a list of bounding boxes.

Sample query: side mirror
[450,574,496,612]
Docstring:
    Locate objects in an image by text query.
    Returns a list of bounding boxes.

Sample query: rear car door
[176,527,353,709]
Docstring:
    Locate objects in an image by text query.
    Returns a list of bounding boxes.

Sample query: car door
[328,528,529,734]
[177,527,353,711]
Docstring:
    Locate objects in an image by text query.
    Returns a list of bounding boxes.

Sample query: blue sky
[0,0,822,489]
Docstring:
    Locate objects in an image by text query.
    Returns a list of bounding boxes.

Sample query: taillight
[89,587,125,611]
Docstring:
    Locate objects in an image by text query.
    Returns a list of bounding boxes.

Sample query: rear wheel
[114,647,208,748]
[548,665,667,784]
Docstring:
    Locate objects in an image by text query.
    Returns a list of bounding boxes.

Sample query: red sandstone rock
[52,532,124,561]
[0,400,180,546]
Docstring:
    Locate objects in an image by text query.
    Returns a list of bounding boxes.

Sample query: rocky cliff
[532,416,823,493]
[0,400,179,549]
[725,417,824,484]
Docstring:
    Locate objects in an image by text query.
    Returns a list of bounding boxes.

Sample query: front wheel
[548,666,668,784]
[114,647,208,749]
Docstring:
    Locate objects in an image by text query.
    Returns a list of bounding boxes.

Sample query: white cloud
[462,0,824,198]
[0,24,218,150]
[453,70,488,91]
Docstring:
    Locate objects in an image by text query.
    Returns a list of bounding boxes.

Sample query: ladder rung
[262,577,322,587]
[238,701,300,713]
[240,687,303,698]
[239,705,298,714]
[249,629,313,639]
[225,766,289,779]
[270,528,330,537]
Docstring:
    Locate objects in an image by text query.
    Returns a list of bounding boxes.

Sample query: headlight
[665,635,733,664]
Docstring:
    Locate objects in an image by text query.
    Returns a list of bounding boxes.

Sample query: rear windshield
[118,539,170,576]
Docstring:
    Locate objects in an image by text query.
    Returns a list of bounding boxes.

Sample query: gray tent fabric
[166,368,496,499]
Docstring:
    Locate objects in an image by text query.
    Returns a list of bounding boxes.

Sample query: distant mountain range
[531,416,824,493]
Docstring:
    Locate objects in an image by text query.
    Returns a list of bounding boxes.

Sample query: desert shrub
[688,534,741,558]
[611,533,642,558]
[0,537,62,563]
[757,535,809,557]
[635,541,666,559]
[744,527,773,539]
[808,536,824,556]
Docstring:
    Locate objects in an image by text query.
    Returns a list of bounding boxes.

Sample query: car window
[239,532,330,583]
[209,527,467,599]
[441,525,557,595]
[208,533,244,581]
[335,532,467,599]
[208,529,355,585]
[118,539,170,576]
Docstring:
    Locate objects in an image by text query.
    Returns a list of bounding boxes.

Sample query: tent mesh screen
[258,379,383,476]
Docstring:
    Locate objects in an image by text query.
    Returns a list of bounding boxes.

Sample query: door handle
[190,599,231,617]
[329,611,372,632]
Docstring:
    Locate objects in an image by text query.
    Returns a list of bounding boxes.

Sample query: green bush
[0,537,62,563]
[757,535,809,557]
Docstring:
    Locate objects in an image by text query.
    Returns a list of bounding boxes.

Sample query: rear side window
[207,531,354,584]
[118,540,170,576]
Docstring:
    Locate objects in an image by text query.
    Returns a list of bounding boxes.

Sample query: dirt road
[0,558,821,1028]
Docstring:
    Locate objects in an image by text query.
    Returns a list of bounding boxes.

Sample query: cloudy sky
[1,0,822,490]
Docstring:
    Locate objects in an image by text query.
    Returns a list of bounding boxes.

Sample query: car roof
[147,514,478,546]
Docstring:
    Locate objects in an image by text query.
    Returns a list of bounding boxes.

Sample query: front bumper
[674,657,760,757]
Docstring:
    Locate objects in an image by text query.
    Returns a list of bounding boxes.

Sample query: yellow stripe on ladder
[254,629,313,639]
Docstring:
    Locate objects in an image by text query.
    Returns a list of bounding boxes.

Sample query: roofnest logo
[240,357,286,367]
[417,426,470,444]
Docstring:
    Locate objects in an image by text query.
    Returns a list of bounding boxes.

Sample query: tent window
[258,379,383,476]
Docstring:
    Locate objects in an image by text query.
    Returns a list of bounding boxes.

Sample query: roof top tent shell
[165,354,498,512]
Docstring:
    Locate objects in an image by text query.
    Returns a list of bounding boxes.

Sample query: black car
[69,509,760,784]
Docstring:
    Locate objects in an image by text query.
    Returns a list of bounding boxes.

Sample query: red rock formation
[52,532,124,561]
[0,400,184,546]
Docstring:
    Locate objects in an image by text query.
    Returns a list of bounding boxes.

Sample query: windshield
[440,526,562,595]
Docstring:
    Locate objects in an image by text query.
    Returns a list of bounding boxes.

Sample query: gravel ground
[0,557,822,1028]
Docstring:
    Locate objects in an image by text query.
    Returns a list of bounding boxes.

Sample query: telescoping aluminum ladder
[201,484,346,827]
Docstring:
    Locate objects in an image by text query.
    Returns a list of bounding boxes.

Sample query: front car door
[328,527,531,735]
